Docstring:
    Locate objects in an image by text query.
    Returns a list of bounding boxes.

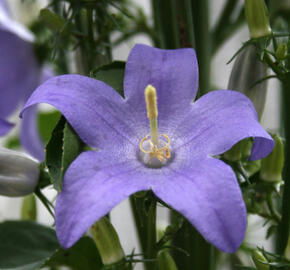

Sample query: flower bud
[91,217,125,266]
[260,134,284,183]
[157,250,178,270]
[252,250,269,270]
[224,139,252,162]
[228,45,268,120]
[245,0,272,38]
[0,148,39,197]
[21,194,37,221]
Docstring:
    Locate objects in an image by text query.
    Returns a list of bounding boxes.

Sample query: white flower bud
[228,45,268,120]
[0,148,39,197]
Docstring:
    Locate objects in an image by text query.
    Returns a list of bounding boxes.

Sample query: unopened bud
[91,217,125,266]
[252,250,269,270]
[245,0,272,38]
[157,250,178,270]
[228,45,268,120]
[21,194,37,221]
[0,148,39,197]
[276,43,288,60]
[260,134,284,183]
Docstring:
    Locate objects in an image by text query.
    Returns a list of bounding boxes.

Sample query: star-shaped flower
[22,44,274,253]
[0,2,50,160]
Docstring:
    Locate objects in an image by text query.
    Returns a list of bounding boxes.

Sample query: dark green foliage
[45,117,83,192]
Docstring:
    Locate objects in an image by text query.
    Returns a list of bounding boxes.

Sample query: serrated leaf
[38,110,61,144]
[45,237,103,270]
[0,221,58,270]
[45,117,83,192]
[45,117,66,191]
[90,61,125,97]
[62,122,82,178]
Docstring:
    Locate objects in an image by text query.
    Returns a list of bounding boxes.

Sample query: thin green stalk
[212,0,239,42]
[130,196,147,254]
[130,194,157,270]
[176,0,195,48]
[151,0,180,49]
[276,75,290,254]
[212,2,245,55]
[52,2,69,73]
[146,197,157,268]
[172,218,215,270]
[191,0,211,95]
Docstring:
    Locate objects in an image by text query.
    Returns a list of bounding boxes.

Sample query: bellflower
[0,2,46,160]
[22,44,274,253]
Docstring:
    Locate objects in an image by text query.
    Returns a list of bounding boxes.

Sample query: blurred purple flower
[0,2,47,161]
[22,44,274,253]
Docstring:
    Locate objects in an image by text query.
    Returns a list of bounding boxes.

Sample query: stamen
[140,134,171,164]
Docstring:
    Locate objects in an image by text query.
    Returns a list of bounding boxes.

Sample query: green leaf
[38,110,61,144]
[45,117,83,192]
[39,8,66,32]
[45,117,66,191]
[5,136,20,149]
[45,236,103,269]
[0,221,103,270]
[0,221,58,270]
[90,61,126,97]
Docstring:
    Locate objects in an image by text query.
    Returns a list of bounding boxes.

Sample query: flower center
[139,85,171,167]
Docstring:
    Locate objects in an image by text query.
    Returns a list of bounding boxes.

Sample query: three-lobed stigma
[139,85,171,165]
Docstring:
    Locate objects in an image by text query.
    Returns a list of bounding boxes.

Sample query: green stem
[172,217,215,270]
[212,1,245,55]
[130,193,157,270]
[191,0,211,95]
[151,0,180,49]
[176,0,195,48]
[267,193,281,223]
[212,0,239,46]
[129,196,147,253]
[52,2,69,74]
[146,197,157,267]
[276,75,290,254]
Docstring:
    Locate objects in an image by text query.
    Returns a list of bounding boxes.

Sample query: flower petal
[20,106,44,161]
[0,118,13,136]
[152,157,247,253]
[21,75,138,150]
[173,90,274,160]
[124,44,199,131]
[55,150,152,248]
[0,31,39,118]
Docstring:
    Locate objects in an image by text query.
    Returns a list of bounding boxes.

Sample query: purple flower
[22,44,274,253]
[0,2,46,161]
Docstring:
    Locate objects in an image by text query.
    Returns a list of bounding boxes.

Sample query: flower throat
[139,85,171,164]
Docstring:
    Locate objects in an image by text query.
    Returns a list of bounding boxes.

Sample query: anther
[140,134,171,164]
